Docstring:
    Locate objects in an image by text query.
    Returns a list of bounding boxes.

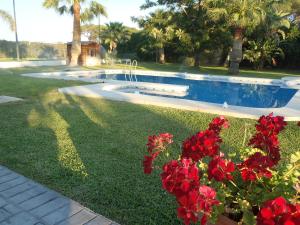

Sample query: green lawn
[0,66,299,225]
[87,62,300,79]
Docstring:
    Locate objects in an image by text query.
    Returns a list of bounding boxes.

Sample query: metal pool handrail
[124,59,131,81]
[131,60,138,82]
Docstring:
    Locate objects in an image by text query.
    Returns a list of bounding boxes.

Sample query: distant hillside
[0,40,66,59]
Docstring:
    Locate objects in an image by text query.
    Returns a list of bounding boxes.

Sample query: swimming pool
[22,69,300,120]
[96,74,297,108]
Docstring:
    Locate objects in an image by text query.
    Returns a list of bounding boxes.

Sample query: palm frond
[0,9,15,31]
[81,1,107,23]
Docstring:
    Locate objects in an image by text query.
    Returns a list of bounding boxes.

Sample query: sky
[0,0,149,43]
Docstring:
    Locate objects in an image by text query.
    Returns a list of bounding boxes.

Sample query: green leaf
[242,209,256,225]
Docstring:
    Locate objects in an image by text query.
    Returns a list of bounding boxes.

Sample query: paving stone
[30,197,69,218]
[0,166,119,225]
[19,191,57,211]
[0,177,27,192]
[2,212,39,225]
[0,209,11,222]
[3,204,22,215]
[0,171,10,179]
[42,202,82,225]
[10,186,47,204]
[0,173,18,185]
[1,181,36,198]
[57,209,96,225]
[0,197,7,208]
[84,215,112,225]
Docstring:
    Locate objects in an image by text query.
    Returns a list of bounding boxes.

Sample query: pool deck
[0,165,119,225]
[21,70,300,121]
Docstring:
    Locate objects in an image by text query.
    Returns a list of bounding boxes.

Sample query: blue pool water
[97,74,297,108]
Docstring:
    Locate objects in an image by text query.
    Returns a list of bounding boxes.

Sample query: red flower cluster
[208,156,235,182]
[239,114,287,181]
[161,158,219,225]
[177,186,219,225]
[208,116,229,134]
[182,130,222,162]
[249,113,286,166]
[257,197,300,225]
[147,133,173,153]
[181,116,229,163]
[143,133,173,174]
[161,159,200,196]
[238,152,272,181]
[142,115,291,225]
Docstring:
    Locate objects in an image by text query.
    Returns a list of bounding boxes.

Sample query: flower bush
[143,114,300,225]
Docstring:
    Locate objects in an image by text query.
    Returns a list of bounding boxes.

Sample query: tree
[208,0,267,74]
[243,0,292,69]
[0,9,15,31]
[81,24,105,41]
[101,22,130,54]
[43,0,107,66]
[134,10,175,64]
[140,0,228,67]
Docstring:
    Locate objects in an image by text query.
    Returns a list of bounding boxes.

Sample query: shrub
[181,57,195,67]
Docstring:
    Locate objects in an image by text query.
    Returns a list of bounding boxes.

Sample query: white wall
[0,60,66,69]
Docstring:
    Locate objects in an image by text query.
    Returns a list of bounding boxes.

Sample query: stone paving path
[0,166,120,225]
[0,96,22,104]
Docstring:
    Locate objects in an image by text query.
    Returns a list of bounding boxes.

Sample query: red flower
[248,113,287,167]
[143,133,173,175]
[208,156,235,182]
[198,185,219,214]
[177,190,200,225]
[238,152,273,181]
[143,155,154,174]
[181,116,228,163]
[257,197,300,225]
[182,130,222,162]
[255,113,287,136]
[208,116,229,134]
[161,158,200,196]
[176,185,219,225]
[143,151,161,174]
[147,133,173,153]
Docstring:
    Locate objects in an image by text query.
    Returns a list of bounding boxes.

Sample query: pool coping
[21,69,300,121]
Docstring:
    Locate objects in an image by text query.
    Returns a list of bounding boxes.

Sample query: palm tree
[43,0,107,66]
[243,1,292,69]
[134,10,175,64]
[210,0,266,74]
[0,9,15,31]
[101,22,130,53]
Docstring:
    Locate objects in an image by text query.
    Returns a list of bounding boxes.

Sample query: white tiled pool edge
[21,70,300,121]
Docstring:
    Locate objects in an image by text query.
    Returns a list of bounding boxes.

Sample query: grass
[0,66,299,225]
[87,62,300,79]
